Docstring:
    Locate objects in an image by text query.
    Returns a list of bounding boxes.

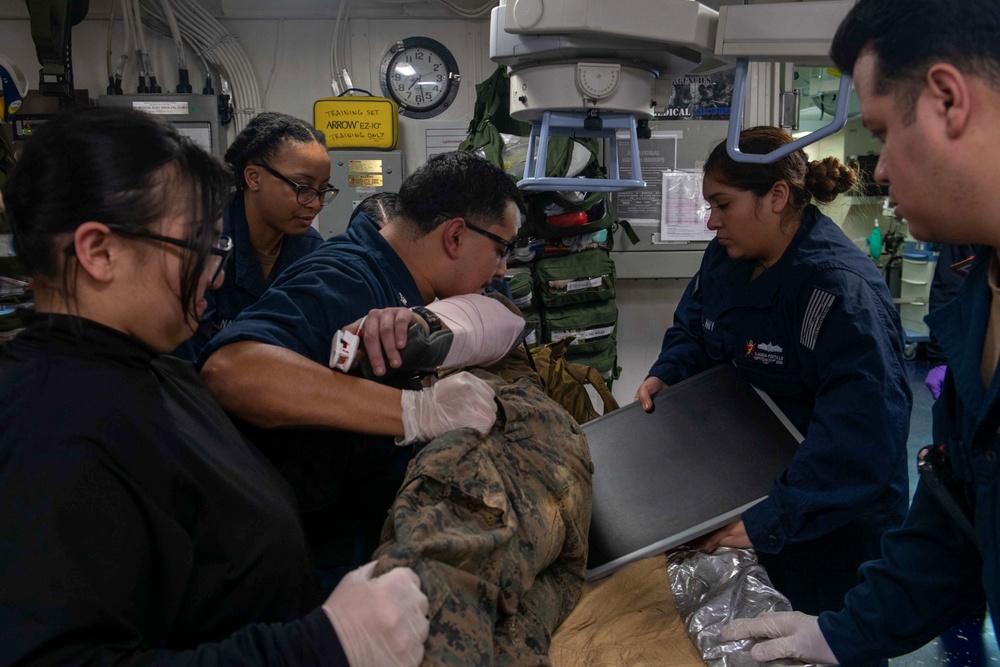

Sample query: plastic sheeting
[667,547,805,667]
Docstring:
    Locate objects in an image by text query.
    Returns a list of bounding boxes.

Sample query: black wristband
[411,305,443,333]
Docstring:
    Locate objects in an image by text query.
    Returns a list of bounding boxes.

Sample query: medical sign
[657,69,735,121]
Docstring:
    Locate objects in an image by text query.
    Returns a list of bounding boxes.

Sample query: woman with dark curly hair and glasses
[0,106,427,667]
[174,111,334,361]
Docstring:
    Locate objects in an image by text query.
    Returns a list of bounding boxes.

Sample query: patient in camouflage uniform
[373,359,593,666]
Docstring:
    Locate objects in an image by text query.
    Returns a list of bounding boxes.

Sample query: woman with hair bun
[635,126,912,615]
[175,111,334,360]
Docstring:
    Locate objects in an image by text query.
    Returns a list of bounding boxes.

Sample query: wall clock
[379,37,461,119]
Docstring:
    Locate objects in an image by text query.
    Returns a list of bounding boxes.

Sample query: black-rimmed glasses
[105,223,234,284]
[467,224,517,264]
[258,163,339,207]
[438,213,517,264]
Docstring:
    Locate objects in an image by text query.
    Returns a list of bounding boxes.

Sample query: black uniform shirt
[0,313,347,665]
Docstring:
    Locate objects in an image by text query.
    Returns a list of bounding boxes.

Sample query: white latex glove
[399,371,497,444]
[425,294,525,369]
[323,561,429,667]
[721,611,839,664]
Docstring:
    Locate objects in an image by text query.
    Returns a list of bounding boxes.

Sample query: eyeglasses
[105,223,234,284]
[467,224,517,264]
[438,213,516,265]
[258,163,339,207]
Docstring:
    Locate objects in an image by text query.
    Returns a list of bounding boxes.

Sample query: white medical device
[490,0,855,190]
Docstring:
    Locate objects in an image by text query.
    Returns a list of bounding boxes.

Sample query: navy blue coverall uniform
[821,248,1000,663]
[648,205,911,614]
[173,195,323,361]
[199,214,420,590]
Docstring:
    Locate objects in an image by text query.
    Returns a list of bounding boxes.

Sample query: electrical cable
[433,0,497,18]
[261,18,282,108]
[139,0,201,91]
[330,0,348,93]
[106,0,128,94]
[119,0,148,92]
[132,0,162,91]
[157,0,187,69]
[143,1,214,78]
[210,33,258,127]
[113,5,130,93]
[119,0,133,57]
[164,0,262,132]
[106,0,116,79]
[339,0,353,91]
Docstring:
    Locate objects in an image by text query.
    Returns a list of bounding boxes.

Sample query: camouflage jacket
[374,371,594,666]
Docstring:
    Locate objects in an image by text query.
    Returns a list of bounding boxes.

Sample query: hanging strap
[564,359,620,416]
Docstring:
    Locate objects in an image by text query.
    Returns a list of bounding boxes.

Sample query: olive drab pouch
[566,340,620,384]
[458,65,532,168]
[522,308,542,348]
[544,300,617,355]
[459,65,601,183]
[508,271,534,312]
[535,248,616,308]
[530,338,619,424]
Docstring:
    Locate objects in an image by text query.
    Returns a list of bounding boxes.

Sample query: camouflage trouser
[373,372,594,666]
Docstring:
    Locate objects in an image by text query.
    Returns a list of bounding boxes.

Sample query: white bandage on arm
[424,294,525,369]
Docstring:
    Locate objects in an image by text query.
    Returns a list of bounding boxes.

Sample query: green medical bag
[535,248,616,308]
[544,300,617,355]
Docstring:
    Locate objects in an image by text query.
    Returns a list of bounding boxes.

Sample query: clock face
[389,47,450,110]
[380,37,460,119]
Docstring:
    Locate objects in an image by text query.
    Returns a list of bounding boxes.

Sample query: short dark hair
[353,191,400,228]
[397,151,525,235]
[4,106,231,322]
[704,126,856,214]
[831,0,1000,120]
[225,111,326,191]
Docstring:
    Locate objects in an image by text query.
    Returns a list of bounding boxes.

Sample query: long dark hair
[3,106,232,323]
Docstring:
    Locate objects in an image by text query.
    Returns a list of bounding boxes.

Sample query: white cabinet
[898,252,937,336]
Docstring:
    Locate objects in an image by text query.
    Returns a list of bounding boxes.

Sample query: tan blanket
[550,555,705,667]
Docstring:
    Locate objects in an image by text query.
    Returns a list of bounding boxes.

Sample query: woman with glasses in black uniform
[0,106,428,666]
[174,111,336,361]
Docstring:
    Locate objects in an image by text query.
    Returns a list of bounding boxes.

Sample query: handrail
[726,58,853,164]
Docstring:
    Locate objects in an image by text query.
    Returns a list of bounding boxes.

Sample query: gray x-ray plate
[584,364,802,580]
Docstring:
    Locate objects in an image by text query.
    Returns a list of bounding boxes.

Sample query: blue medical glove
[925,364,947,400]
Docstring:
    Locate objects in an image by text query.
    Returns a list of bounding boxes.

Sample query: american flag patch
[800,288,836,350]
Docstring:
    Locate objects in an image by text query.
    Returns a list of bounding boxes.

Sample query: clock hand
[408,76,422,91]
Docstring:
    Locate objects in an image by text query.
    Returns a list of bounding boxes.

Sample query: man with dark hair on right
[722,1,1000,663]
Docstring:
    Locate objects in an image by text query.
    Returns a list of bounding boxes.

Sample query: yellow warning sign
[313,97,399,149]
